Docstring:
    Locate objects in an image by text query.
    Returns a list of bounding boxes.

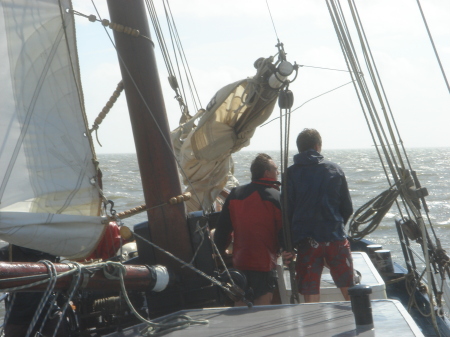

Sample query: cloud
[72,0,450,153]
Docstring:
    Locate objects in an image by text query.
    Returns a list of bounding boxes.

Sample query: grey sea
[100,147,450,264]
[0,148,449,325]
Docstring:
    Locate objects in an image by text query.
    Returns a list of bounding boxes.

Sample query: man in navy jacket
[286,129,354,302]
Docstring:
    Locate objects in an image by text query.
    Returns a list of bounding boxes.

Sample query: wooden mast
[106,0,193,272]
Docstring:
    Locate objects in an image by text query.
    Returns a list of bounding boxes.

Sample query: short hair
[251,153,273,181]
[296,128,322,153]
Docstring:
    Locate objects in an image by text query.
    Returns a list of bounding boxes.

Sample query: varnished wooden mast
[106,0,193,272]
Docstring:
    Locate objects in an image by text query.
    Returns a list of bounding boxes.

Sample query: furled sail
[0,0,106,259]
[172,57,285,212]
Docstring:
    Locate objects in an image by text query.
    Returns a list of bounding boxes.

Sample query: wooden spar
[0,262,164,292]
[106,1,193,272]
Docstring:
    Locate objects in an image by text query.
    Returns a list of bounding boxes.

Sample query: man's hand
[281,251,295,265]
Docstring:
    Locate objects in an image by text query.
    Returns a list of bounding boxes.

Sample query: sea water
[99,147,450,264]
[0,148,449,324]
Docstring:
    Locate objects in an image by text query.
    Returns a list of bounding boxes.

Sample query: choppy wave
[99,147,450,266]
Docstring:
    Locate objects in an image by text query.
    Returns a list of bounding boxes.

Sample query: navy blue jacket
[286,149,353,244]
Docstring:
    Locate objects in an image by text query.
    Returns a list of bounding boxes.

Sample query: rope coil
[349,187,399,240]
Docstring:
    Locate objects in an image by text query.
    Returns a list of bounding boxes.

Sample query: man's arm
[340,174,353,225]
[213,191,234,254]
[285,170,296,225]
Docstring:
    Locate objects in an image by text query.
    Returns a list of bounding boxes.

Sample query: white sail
[172,57,281,211]
[0,0,106,259]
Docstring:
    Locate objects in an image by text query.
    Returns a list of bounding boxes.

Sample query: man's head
[296,128,322,153]
[251,153,279,181]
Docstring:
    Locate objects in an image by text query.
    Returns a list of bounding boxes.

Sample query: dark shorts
[296,239,354,295]
[241,269,278,301]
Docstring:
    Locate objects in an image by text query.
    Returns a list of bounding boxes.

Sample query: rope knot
[103,261,127,280]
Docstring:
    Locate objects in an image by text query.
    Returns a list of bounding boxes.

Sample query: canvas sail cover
[172,57,280,211]
[0,0,106,259]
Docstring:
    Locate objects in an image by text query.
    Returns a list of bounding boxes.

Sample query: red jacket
[214,179,282,272]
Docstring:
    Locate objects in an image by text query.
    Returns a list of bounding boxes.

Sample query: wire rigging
[278,89,300,304]
[265,0,280,42]
[326,1,446,333]
[86,0,206,212]
[83,0,247,309]
[164,0,203,111]
[260,80,355,127]
[416,0,450,95]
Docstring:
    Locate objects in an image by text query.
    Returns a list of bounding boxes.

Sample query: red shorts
[295,239,354,295]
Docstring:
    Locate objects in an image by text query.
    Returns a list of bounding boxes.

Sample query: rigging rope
[58,1,100,167]
[89,80,124,146]
[163,0,202,113]
[347,0,446,315]
[83,2,206,212]
[164,1,203,110]
[415,0,450,95]
[298,64,351,72]
[132,232,240,298]
[349,187,399,240]
[145,0,202,116]
[1,259,207,336]
[0,293,15,336]
[260,80,355,127]
[405,271,432,318]
[265,0,280,42]
[51,262,83,337]
[83,2,245,298]
[26,261,57,337]
[70,10,146,39]
[326,1,445,333]
[99,261,209,336]
[278,88,300,304]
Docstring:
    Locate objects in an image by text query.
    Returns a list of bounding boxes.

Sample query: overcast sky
[72,0,450,154]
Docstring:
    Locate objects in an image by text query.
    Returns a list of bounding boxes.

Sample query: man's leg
[234,300,247,307]
[235,291,273,306]
[339,287,350,301]
[296,242,324,303]
[326,240,354,301]
[236,270,277,306]
[303,294,320,303]
[254,292,273,305]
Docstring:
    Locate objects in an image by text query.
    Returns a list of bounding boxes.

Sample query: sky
[71,0,450,154]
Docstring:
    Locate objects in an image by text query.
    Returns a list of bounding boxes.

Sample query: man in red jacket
[214,153,283,306]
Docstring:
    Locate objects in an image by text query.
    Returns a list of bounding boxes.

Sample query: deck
[107,300,423,336]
